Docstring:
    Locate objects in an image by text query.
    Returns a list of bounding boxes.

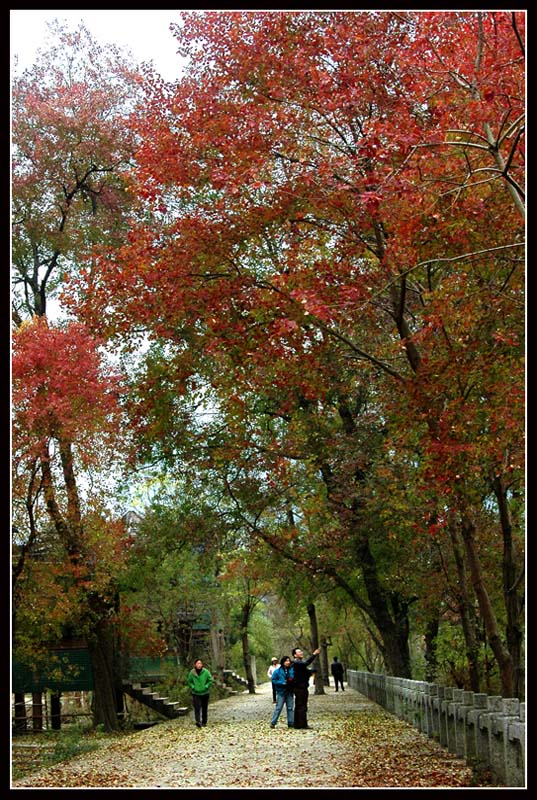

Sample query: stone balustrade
[347,670,525,787]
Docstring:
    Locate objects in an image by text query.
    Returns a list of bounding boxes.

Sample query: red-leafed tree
[11,21,144,729]
[71,11,524,694]
[12,317,130,728]
[11,19,140,324]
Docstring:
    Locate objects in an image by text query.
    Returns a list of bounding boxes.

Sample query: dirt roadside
[11,680,484,789]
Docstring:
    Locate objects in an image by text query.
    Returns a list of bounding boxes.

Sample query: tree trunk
[86,616,123,731]
[210,626,226,688]
[460,513,515,697]
[39,434,126,729]
[449,524,482,691]
[423,615,439,683]
[50,692,61,730]
[239,602,256,693]
[13,693,27,732]
[355,536,412,677]
[493,475,525,699]
[307,603,324,694]
[174,619,194,666]
[319,639,330,686]
[32,692,43,731]
[318,432,413,679]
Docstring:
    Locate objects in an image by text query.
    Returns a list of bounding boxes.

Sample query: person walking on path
[267,657,279,703]
[291,646,320,729]
[330,656,345,691]
[270,655,295,728]
[187,657,215,728]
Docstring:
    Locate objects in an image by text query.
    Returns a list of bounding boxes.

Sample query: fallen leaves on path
[328,710,479,787]
[12,685,493,789]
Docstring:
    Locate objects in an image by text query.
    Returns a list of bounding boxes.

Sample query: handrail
[347,670,525,788]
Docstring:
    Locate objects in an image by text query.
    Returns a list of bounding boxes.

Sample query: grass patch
[11,724,117,780]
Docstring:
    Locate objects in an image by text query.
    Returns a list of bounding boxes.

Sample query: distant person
[267,657,280,703]
[291,646,320,729]
[331,656,345,692]
[187,657,214,728]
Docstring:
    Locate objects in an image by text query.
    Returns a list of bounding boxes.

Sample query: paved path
[11,681,481,788]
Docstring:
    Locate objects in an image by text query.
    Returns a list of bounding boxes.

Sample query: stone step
[222,670,249,688]
[122,683,189,719]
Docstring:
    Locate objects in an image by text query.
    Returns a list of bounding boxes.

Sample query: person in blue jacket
[270,655,295,728]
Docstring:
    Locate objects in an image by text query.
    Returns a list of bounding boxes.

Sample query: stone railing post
[506,702,525,787]
[446,688,463,754]
[455,690,475,760]
[416,681,427,733]
[400,678,410,723]
[405,679,416,725]
[490,698,520,786]
[466,693,488,769]
[476,696,502,775]
[375,673,382,705]
[385,676,394,714]
[439,686,452,747]
[422,683,432,737]
[409,680,419,727]
[428,684,440,741]
[392,677,402,718]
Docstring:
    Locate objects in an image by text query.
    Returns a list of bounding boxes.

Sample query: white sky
[10,9,188,82]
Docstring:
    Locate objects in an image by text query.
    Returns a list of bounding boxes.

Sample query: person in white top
[267,657,279,703]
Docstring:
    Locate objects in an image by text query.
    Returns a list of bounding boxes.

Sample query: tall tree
[71,11,524,694]
[118,483,232,669]
[12,317,129,728]
[12,20,140,324]
[11,21,143,729]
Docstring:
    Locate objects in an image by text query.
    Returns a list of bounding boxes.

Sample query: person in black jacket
[291,646,320,729]
[330,656,345,692]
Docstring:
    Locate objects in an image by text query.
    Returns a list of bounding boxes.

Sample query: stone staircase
[222,670,249,690]
[123,670,248,717]
[123,682,189,719]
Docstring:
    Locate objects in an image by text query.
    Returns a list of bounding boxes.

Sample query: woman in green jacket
[187,658,215,728]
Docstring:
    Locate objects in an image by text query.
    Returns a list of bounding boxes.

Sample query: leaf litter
[11,682,495,788]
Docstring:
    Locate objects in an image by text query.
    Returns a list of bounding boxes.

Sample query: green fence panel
[12,651,180,694]
[12,649,94,693]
